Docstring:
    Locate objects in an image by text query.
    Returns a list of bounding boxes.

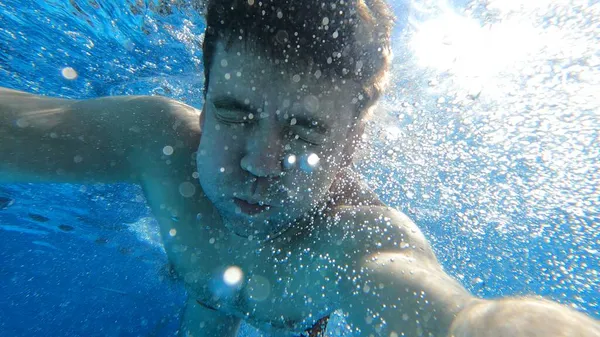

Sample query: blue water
[1,0,599,336]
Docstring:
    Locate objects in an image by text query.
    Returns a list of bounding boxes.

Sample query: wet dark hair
[199,0,395,119]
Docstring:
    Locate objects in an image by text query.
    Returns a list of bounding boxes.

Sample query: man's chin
[223,220,271,239]
[222,214,295,240]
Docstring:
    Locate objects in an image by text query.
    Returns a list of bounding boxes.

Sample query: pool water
[1,0,598,336]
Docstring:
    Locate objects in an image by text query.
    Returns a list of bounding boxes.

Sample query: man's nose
[240,121,284,178]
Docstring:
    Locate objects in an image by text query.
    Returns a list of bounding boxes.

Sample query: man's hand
[450,298,600,337]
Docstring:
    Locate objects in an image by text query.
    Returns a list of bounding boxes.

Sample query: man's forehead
[208,42,361,113]
[212,41,309,76]
[212,42,361,88]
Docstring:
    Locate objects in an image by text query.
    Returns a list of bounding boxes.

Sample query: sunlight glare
[410,11,542,94]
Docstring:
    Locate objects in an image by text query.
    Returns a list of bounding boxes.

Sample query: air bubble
[163,146,174,156]
[247,274,271,301]
[303,95,320,112]
[307,153,320,166]
[223,266,243,286]
[300,153,321,172]
[179,182,196,198]
[284,154,297,170]
[61,67,78,80]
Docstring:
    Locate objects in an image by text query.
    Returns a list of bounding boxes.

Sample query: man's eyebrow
[211,96,253,112]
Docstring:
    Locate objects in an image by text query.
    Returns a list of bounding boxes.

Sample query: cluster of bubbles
[357,0,599,315]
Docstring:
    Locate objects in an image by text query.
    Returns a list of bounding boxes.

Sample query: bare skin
[1,43,599,337]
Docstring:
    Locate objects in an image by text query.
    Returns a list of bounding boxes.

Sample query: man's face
[197,41,361,239]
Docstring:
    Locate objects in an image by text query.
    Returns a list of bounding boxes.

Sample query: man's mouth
[233,198,270,216]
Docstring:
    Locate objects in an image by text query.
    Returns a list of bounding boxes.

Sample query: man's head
[202,0,394,119]
[196,0,394,238]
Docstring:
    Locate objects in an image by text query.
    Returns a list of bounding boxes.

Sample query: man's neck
[327,167,384,207]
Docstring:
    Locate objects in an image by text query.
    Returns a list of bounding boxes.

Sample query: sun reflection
[369,0,600,241]
[410,10,543,97]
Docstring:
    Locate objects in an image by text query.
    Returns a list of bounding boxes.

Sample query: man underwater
[1,0,599,336]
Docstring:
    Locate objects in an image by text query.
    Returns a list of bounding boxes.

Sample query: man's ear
[341,120,365,167]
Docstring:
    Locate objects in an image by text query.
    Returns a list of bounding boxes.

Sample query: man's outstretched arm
[331,207,600,336]
[449,296,600,337]
[0,87,200,183]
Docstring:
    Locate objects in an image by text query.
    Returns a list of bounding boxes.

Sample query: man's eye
[215,109,247,123]
[291,127,326,145]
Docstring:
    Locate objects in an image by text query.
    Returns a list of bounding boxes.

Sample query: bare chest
[162,216,338,335]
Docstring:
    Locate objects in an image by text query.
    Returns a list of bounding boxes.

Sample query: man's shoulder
[321,205,436,263]
[326,205,420,239]
[81,95,201,127]
[86,95,202,180]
